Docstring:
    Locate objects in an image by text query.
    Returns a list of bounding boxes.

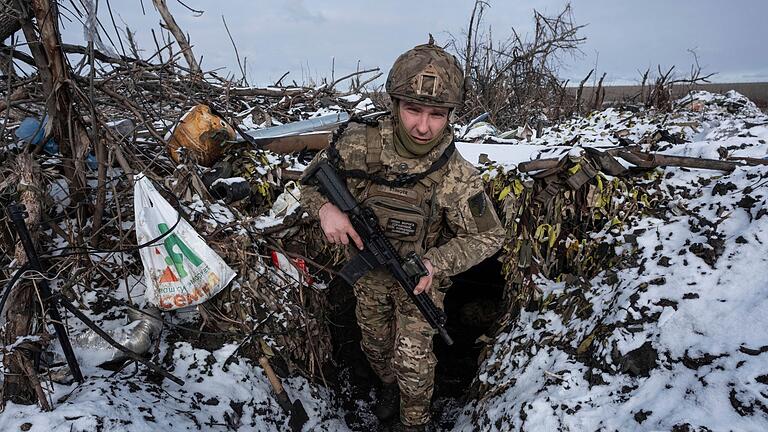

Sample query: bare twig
[151,0,200,75]
[221,15,247,86]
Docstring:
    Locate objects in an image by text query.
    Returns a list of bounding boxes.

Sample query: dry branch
[152,0,200,76]
[0,0,21,42]
[20,0,91,205]
[0,0,393,394]
[449,3,585,128]
[2,153,42,407]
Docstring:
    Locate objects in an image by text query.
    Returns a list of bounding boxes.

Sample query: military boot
[391,420,430,432]
[373,381,399,421]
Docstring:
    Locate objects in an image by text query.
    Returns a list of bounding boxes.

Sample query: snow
[253,183,302,229]
[461,123,498,140]
[453,90,768,431]
[0,342,350,432]
[455,142,559,167]
[354,98,375,113]
[3,90,768,431]
[339,94,362,103]
[211,176,247,186]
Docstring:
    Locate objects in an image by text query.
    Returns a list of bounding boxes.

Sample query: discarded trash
[134,174,236,310]
[244,111,349,140]
[61,307,163,368]
[252,182,302,232]
[268,181,300,219]
[201,160,233,188]
[15,116,52,148]
[166,104,236,166]
[16,116,98,169]
[211,176,251,202]
[271,250,313,286]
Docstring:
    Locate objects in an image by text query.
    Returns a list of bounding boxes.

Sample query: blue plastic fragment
[86,153,98,170]
[15,116,47,145]
[16,116,104,169]
[15,115,58,154]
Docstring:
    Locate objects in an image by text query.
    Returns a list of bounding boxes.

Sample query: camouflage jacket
[300,116,505,280]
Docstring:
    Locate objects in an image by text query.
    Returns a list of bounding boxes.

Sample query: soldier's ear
[391,99,400,121]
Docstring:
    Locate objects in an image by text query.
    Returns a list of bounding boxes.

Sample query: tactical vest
[356,122,451,256]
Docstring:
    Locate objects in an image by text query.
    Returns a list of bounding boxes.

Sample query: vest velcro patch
[386,218,418,237]
[468,191,487,217]
[468,191,497,233]
[375,184,419,202]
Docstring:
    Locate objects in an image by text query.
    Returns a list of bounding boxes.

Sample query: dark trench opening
[326,253,505,431]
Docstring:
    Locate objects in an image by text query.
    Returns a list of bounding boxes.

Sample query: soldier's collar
[380,116,454,172]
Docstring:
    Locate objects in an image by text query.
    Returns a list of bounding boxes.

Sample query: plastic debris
[69,307,163,367]
[15,116,98,169]
[15,116,55,152]
[166,104,236,166]
[271,250,313,287]
[134,174,236,310]
[210,176,251,202]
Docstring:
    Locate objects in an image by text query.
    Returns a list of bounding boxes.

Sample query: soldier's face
[398,101,449,144]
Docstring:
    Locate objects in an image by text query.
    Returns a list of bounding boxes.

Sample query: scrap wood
[517,148,757,173]
[724,156,768,166]
[257,132,331,154]
[616,150,744,171]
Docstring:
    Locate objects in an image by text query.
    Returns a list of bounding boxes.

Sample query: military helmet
[385,39,465,109]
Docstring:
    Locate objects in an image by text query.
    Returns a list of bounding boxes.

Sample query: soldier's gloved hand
[413,259,434,295]
[318,202,364,250]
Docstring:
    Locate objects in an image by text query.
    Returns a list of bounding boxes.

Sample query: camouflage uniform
[301,115,505,426]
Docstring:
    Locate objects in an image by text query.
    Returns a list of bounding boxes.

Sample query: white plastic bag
[134,174,235,310]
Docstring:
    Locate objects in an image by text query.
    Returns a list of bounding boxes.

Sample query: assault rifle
[302,160,454,345]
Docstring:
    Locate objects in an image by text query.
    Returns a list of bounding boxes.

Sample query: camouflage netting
[482,154,667,331]
[451,90,768,431]
[474,154,669,395]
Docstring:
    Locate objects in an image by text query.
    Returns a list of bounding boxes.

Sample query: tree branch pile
[449,2,585,130]
[0,2,378,408]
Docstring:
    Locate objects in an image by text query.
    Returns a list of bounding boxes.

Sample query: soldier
[300,40,505,431]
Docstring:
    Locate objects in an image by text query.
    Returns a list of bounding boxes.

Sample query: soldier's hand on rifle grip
[319,202,364,250]
[413,259,434,295]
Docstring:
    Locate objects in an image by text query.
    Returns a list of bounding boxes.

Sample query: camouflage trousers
[353,268,445,426]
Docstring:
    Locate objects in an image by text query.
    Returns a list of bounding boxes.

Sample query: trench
[326,254,505,431]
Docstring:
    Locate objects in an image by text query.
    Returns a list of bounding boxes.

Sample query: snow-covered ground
[453,91,768,431]
[2,90,767,431]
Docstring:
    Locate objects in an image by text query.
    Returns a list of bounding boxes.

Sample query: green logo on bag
[158,223,203,279]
